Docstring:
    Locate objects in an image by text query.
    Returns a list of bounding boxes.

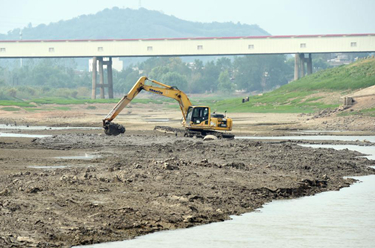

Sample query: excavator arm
[103,76,193,135]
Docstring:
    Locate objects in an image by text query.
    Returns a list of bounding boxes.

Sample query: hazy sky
[1,0,375,36]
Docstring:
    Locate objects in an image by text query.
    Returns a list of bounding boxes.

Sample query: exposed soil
[1,99,375,247]
[0,128,374,247]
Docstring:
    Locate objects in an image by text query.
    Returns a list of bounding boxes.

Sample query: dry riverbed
[0,128,374,247]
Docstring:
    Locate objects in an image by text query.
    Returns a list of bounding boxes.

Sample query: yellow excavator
[102,76,233,138]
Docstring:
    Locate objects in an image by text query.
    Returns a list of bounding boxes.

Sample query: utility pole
[139,0,142,8]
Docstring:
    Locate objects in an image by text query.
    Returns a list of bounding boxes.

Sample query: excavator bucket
[103,122,126,136]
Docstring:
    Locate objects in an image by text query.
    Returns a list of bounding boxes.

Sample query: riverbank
[0,128,374,247]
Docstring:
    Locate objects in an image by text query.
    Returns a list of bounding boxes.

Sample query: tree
[161,72,188,91]
[233,55,292,92]
[149,66,170,79]
[216,57,232,71]
[200,61,220,92]
[218,70,235,93]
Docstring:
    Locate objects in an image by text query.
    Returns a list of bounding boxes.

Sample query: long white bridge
[1,33,374,99]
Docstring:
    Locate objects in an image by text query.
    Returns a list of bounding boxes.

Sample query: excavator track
[154,126,234,139]
[185,130,235,139]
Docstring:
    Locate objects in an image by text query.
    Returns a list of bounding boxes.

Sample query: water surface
[55,154,101,160]
[0,124,100,130]
[236,135,375,143]
[0,132,51,138]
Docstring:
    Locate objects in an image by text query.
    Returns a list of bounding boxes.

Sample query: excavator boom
[103,76,193,135]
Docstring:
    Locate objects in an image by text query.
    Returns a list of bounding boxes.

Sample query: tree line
[114,55,296,95]
[0,55,332,100]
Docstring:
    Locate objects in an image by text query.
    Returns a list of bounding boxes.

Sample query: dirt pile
[0,132,374,247]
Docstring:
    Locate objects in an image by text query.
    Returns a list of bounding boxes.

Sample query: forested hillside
[0,7,268,40]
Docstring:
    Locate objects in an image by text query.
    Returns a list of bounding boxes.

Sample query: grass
[0,97,165,107]
[187,89,339,114]
[338,107,375,117]
[279,58,375,92]
[1,107,21,111]
[205,97,339,114]
[31,97,165,105]
[0,100,36,107]
[31,98,119,105]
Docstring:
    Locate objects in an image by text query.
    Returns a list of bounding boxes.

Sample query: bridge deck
[0,34,374,58]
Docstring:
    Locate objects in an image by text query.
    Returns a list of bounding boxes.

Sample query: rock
[26,187,41,194]
[112,175,123,183]
[17,236,36,244]
[203,135,217,141]
[134,164,142,169]
[0,188,10,196]
[183,215,194,223]
[155,175,164,181]
[163,162,178,170]
[225,162,247,170]
[80,172,88,180]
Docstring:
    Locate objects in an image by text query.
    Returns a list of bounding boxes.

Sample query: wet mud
[0,131,374,247]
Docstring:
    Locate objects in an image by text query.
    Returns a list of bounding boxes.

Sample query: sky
[0,0,375,36]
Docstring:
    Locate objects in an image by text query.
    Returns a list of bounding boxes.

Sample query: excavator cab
[185,106,232,132]
[186,106,210,125]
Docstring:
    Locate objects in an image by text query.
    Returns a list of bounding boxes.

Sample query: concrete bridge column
[92,57,114,99]
[294,54,300,80]
[294,53,313,81]
[91,57,97,99]
[98,57,105,99]
[307,53,313,75]
[299,53,305,78]
[104,57,114,99]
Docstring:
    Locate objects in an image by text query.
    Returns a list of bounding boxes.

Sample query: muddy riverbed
[0,129,375,247]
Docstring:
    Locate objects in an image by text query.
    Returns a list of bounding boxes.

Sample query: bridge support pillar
[98,57,105,99]
[91,57,97,99]
[103,57,114,99]
[91,57,114,99]
[306,53,313,75]
[294,54,300,80]
[299,53,305,78]
[108,58,114,98]
[294,53,313,80]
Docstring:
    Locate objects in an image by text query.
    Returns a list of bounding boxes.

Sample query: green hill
[203,58,375,114]
[0,7,269,40]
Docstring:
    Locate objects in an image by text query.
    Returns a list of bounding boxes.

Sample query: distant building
[327,53,351,66]
[88,57,123,72]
